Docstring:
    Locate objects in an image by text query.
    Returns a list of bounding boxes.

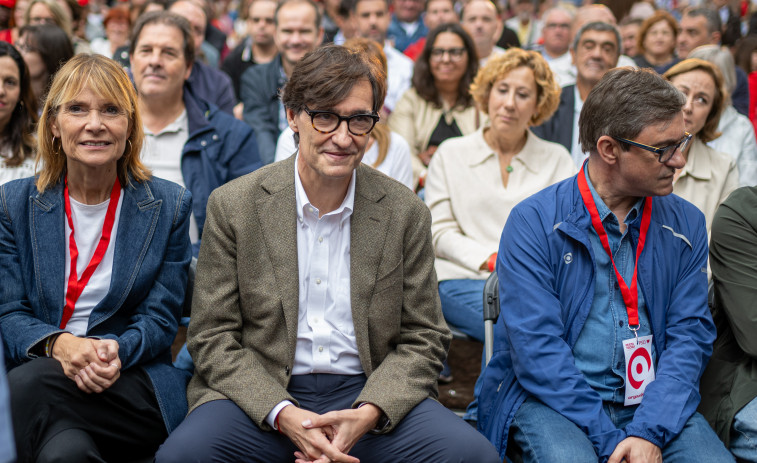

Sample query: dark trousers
[9,357,167,463]
[156,374,501,463]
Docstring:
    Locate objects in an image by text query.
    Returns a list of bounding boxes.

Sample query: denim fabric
[573,167,655,403]
[731,396,757,462]
[0,337,14,463]
[0,176,193,433]
[438,279,486,342]
[511,397,734,462]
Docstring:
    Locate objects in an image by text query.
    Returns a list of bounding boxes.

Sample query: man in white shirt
[350,0,413,115]
[155,44,500,463]
[537,6,574,80]
[462,0,506,67]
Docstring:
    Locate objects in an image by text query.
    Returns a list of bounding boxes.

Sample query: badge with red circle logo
[623,334,655,406]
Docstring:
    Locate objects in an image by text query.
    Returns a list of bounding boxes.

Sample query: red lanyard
[576,164,652,328]
[60,176,121,329]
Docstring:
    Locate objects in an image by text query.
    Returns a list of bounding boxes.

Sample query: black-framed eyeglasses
[612,132,692,163]
[304,107,380,136]
[429,47,467,61]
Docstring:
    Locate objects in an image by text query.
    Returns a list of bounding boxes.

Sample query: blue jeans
[438,279,486,342]
[510,397,734,462]
[732,396,757,462]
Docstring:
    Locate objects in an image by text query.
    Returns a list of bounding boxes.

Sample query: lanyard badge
[577,163,655,406]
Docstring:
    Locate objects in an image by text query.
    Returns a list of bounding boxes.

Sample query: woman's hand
[418,146,438,166]
[51,333,122,393]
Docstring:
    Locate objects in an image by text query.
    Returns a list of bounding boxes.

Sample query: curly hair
[470,48,561,127]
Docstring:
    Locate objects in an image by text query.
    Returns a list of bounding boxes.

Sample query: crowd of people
[0,0,756,461]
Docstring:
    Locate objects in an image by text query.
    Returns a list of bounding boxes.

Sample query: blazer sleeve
[100,187,193,369]
[353,198,451,431]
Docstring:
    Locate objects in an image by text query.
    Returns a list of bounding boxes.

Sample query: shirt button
[614,281,619,290]
[318,346,324,352]
[619,320,624,327]
[318,236,323,243]
[316,278,321,284]
[308,207,314,213]
[200,140,207,146]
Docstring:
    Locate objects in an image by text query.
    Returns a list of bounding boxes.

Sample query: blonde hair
[36,54,149,192]
[663,58,725,143]
[470,48,561,127]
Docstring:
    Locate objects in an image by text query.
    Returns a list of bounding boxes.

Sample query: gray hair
[543,5,575,24]
[688,45,735,96]
[572,21,621,52]
[579,67,686,155]
[684,7,721,36]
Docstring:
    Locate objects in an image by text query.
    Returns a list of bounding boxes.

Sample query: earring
[52,136,60,155]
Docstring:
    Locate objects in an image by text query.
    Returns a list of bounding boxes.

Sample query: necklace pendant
[506,165,513,173]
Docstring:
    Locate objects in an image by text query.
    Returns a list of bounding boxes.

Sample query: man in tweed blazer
[156,45,499,463]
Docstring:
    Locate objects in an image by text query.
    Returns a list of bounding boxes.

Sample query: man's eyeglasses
[429,47,467,61]
[304,107,380,136]
[612,132,692,163]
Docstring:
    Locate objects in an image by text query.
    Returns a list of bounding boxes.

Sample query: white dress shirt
[570,85,586,168]
[266,157,363,428]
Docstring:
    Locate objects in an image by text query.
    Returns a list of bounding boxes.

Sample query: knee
[36,429,100,463]
[8,359,63,411]
[155,427,215,463]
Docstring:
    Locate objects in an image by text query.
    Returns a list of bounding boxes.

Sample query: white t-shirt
[63,192,124,336]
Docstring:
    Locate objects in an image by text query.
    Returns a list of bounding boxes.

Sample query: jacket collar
[31,177,163,330]
[677,137,712,182]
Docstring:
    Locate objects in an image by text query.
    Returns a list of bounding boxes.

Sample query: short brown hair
[636,10,677,57]
[281,44,386,116]
[470,48,560,127]
[129,11,195,65]
[663,58,725,143]
[36,54,149,192]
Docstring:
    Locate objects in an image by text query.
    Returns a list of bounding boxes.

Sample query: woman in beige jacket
[389,23,483,189]
[664,59,739,235]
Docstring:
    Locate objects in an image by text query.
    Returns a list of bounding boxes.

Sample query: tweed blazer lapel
[30,183,66,326]
[350,165,391,375]
[257,156,300,353]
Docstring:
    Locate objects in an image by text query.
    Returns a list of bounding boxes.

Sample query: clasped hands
[51,333,122,394]
[277,403,382,463]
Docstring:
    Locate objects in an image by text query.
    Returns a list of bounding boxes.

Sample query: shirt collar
[294,153,356,225]
[469,127,552,175]
[145,109,187,136]
[676,137,712,181]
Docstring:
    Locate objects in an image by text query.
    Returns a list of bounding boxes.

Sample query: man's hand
[52,334,121,393]
[277,405,359,463]
[608,437,662,463]
[298,404,382,459]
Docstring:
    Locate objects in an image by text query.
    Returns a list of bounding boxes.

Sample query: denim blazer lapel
[30,182,66,327]
[88,180,162,330]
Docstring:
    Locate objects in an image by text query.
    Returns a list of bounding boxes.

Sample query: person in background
[350,0,413,116]
[89,5,131,59]
[461,0,505,67]
[735,35,757,136]
[240,0,323,165]
[619,16,641,57]
[389,23,482,189]
[0,42,36,185]
[663,59,738,234]
[0,0,16,43]
[169,0,236,115]
[700,186,757,462]
[386,0,426,52]
[633,10,679,74]
[1,52,191,463]
[403,0,458,61]
[536,6,574,70]
[15,24,73,110]
[221,0,277,103]
[690,44,757,187]
[505,0,541,48]
[24,0,89,53]
[274,37,413,189]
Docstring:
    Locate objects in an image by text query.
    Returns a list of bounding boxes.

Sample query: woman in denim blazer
[0,54,191,462]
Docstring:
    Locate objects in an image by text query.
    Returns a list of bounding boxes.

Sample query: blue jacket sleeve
[240,68,278,165]
[624,212,715,448]
[100,188,193,369]
[498,205,626,460]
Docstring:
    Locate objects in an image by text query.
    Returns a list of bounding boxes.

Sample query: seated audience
[700,186,757,462]
[505,0,541,48]
[632,10,679,74]
[478,67,733,463]
[734,35,757,135]
[389,23,482,188]
[275,37,412,189]
[403,0,458,61]
[24,0,89,53]
[663,59,738,233]
[155,43,501,463]
[387,0,426,52]
[619,16,642,57]
[221,0,277,102]
[240,0,323,165]
[536,6,574,80]
[1,53,191,462]
[461,0,505,67]
[690,44,757,187]
[89,4,131,59]
[15,24,73,109]
[532,21,621,167]
[169,0,235,115]
[0,42,36,185]
[130,11,261,256]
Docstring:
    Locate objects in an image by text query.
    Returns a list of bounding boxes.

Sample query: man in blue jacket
[478,67,733,463]
[129,11,261,256]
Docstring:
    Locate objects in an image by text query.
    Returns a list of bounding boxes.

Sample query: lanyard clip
[629,324,640,344]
